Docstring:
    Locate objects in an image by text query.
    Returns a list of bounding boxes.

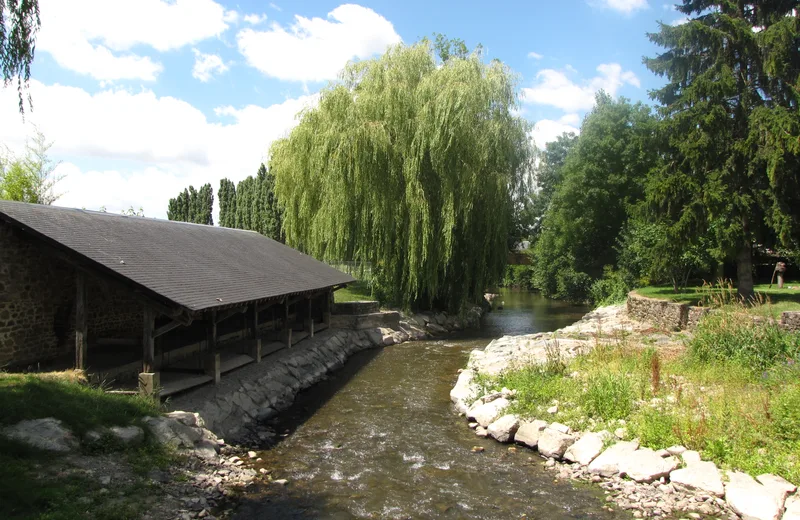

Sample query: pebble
[471,446,485,453]
[273,479,289,485]
[247,451,257,459]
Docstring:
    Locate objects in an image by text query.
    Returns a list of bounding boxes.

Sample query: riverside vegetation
[462,302,800,517]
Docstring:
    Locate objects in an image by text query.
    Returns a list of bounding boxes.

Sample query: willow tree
[270,40,531,311]
[645,1,800,299]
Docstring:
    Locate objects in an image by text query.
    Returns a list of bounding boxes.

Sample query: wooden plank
[75,271,88,370]
[215,305,246,325]
[142,306,156,373]
[160,373,213,397]
[261,341,286,357]
[291,330,309,345]
[153,318,184,339]
[220,354,254,374]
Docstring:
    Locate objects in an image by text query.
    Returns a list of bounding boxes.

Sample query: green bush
[501,264,535,289]
[689,311,800,370]
[630,407,679,447]
[580,373,634,420]
[556,268,593,303]
[590,266,633,306]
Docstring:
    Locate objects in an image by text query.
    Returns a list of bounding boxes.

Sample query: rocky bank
[450,305,800,520]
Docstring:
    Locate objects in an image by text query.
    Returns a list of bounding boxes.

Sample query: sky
[0,0,688,219]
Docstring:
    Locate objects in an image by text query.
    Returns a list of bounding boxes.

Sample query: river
[233,290,627,519]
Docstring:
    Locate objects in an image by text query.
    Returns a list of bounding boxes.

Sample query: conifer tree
[218,178,236,228]
[645,1,800,299]
[167,183,214,225]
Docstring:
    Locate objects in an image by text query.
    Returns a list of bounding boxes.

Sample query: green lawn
[635,282,800,316]
[334,280,376,303]
[0,371,171,520]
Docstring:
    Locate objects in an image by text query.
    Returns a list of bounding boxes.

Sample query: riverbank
[451,304,800,520]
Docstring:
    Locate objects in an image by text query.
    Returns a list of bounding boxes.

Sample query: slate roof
[0,201,355,312]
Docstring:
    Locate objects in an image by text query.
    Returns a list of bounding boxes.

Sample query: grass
[478,311,800,483]
[333,280,376,303]
[635,281,800,316]
[0,371,172,520]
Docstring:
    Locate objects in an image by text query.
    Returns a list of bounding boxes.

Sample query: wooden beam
[282,298,292,347]
[251,304,259,339]
[142,306,156,373]
[205,310,219,383]
[153,318,187,339]
[75,271,88,370]
[214,305,247,325]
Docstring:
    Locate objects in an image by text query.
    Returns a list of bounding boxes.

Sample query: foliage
[635,282,800,315]
[644,1,800,300]
[580,372,634,420]
[531,93,658,302]
[166,183,214,225]
[0,128,63,204]
[270,39,531,311]
[590,266,634,306]
[688,309,800,371]
[501,264,535,289]
[1,0,40,114]
[528,132,578,241]
[218,163,283,241]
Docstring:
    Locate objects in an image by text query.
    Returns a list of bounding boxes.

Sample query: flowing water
[234,290,626,520]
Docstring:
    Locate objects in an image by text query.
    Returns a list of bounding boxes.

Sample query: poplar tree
[218,178,236,228]
[166,183,213,225]
[645,1,800,299]
[269,40,531,311]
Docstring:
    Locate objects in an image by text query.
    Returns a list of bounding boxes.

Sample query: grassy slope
[635,283,800,315]
[0,372,170,520]
[333,280,376,304]
[479,314,800,483]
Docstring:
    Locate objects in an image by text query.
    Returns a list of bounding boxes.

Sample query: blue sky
[0,0,687,219]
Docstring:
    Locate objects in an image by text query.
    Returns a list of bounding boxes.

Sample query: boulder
[549,422,571,434]
[669,460,724,497]
[725,471,785,520]
[143,416,202,449]
[467,398,510,428]
[783,496,800,520]
[2,418,78,452]
[167,411,204,428]
[109,425,144,446]
[537,427,575,459]
[487,415,520,443]
[618,448,680,483]
[514,420,548,449]
[681,450,702,465]
[563,431,608,466]
[588,440,639,477]
[666,445,686,456]
[756,474,797,501]
[450,370,477,413]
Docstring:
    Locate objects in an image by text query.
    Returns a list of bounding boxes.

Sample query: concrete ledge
[332,301,380,315]
[330,311,401,330]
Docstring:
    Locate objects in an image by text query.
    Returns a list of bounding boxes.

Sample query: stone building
[0,201,354,395]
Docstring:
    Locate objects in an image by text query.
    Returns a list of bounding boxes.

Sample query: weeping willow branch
[270,41,531,311]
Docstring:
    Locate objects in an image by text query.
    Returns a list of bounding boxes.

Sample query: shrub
[630,407,679,447]
[689,311,800,370]
[590,266,634,306]
[580,373,634,420]
[501,264,535,289]
[556,268,593,303]
[772,386,800,441]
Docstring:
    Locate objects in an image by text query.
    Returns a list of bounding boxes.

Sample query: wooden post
[206,310,220,383]
[142,306,155,373]
[75,272,88,370]
[251,338,262,363]
[323,291,332,327]
[251,304,259,339]
[304,297,314,338]
[282,298,292,347]
[138,372,160,399]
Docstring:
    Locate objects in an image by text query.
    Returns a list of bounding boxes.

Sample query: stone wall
[0,221,142,368]
[781,311,800,332]
[626,292,689,331]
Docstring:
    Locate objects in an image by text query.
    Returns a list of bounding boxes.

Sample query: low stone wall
[628,291,800,332]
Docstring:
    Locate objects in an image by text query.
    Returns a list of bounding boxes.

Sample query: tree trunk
[736,240,755,301]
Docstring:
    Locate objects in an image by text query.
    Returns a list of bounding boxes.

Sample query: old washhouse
[0,200,354,396]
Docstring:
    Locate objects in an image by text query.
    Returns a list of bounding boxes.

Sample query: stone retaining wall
[628,291,800,332]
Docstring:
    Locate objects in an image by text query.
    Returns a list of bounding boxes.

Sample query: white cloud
[521,63,640,112]
[38,0,233,81]
[269,3,282,11]
[1,81,318,218]
[531,115,581,149]
[244,13,268,25]
[237,4,402,82]
[192,50,229,82]
[672,17,689,25]
[528,51,543,60]
[592,0,649,14]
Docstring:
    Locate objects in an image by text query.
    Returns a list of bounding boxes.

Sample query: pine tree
[645,1,800,300]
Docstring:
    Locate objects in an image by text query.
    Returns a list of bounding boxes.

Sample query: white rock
[756,474,797,500]
[248,451,258,459]
[613,427,627,439]
[725,471,785,520]
[487,415,520,443]
[655,449,670,458]
[475,426,489,438]
[109,426,144,445]
[547,405,559,414]
[549,422,571,434]
[2,418,78,452]
[669,460,725,497]
[514,420,548,448]
[467,398,510,428]
[588,440,639,477]
[563,431,608,466]
[681,450,702,465]
[783,496,800,520]
[450,370,478,414]
[618,448,680,483]
[666,445,686,456]
[537,427,575,459]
